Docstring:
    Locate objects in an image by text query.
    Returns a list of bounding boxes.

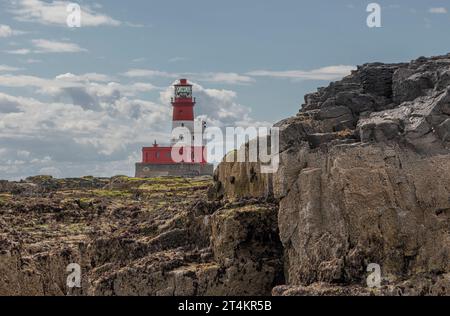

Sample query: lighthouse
[172,79,195,140]
[170,79,205,147]
[135,79,214,178]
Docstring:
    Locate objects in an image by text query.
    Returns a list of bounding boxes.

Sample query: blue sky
[1,0,450,179]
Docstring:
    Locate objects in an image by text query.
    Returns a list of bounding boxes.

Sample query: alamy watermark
[66,263,81,289]
[171,123,280,174]
[67,3,81,28]
[67,3,380,29]
[367,3,382,28]
[366,263,382,289]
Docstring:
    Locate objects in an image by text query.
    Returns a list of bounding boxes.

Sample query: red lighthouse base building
[135,79,214,178]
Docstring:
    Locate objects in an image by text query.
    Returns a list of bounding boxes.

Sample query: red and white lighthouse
[135,79,213,177]
[170,79,203,146]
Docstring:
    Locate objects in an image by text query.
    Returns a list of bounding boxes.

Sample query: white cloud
[429,7,447,14]
[4,39,87,55]
[196,73,254,85]
[55,72,112,82]
[246,65,356,81]
[0,92,26,113]
[10,0,121,27]
[0,65,22,72]
[0,24,13,37]
[123,69,178,79]
[0,74,55,90]
[0,24,24,37]
[32,39,87,53]
[124,66,351,85]
[123,69,254,85]
[17,150,31,159]
[5,48,31,55]
[0,73,159,106]
[0,88,170,179]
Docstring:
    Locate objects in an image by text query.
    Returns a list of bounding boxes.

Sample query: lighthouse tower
[171,79,203,145]
[135,79,213,178]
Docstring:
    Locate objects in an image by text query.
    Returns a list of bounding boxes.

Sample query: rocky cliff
[213,54,450,295]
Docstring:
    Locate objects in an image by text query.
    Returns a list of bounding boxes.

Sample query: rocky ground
[0,175,283,295]
[1,53,449,296]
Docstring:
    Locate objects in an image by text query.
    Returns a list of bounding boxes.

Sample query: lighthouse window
[181,123,184,127]
[176,86,192,98]
[156,152,160,159]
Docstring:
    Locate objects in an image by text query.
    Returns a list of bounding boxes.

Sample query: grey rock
[317,106,352,120]
[436,119,450,141]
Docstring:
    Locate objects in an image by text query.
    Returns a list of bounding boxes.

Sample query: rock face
[214,54,450,295]
[210,203,283,295]
[89,200,283,296]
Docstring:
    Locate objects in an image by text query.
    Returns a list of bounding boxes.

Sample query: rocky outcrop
[0,176,283,296]
[89,200,283,296]
[213,54,450,295]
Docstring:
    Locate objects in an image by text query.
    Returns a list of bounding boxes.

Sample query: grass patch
[64,223,88,234]
[79,197,95,203]
[91,189,132,198]
[122,177,147,182]
[0,194,11,206]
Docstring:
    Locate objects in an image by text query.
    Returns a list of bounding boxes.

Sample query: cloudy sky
[1,0,450,180]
